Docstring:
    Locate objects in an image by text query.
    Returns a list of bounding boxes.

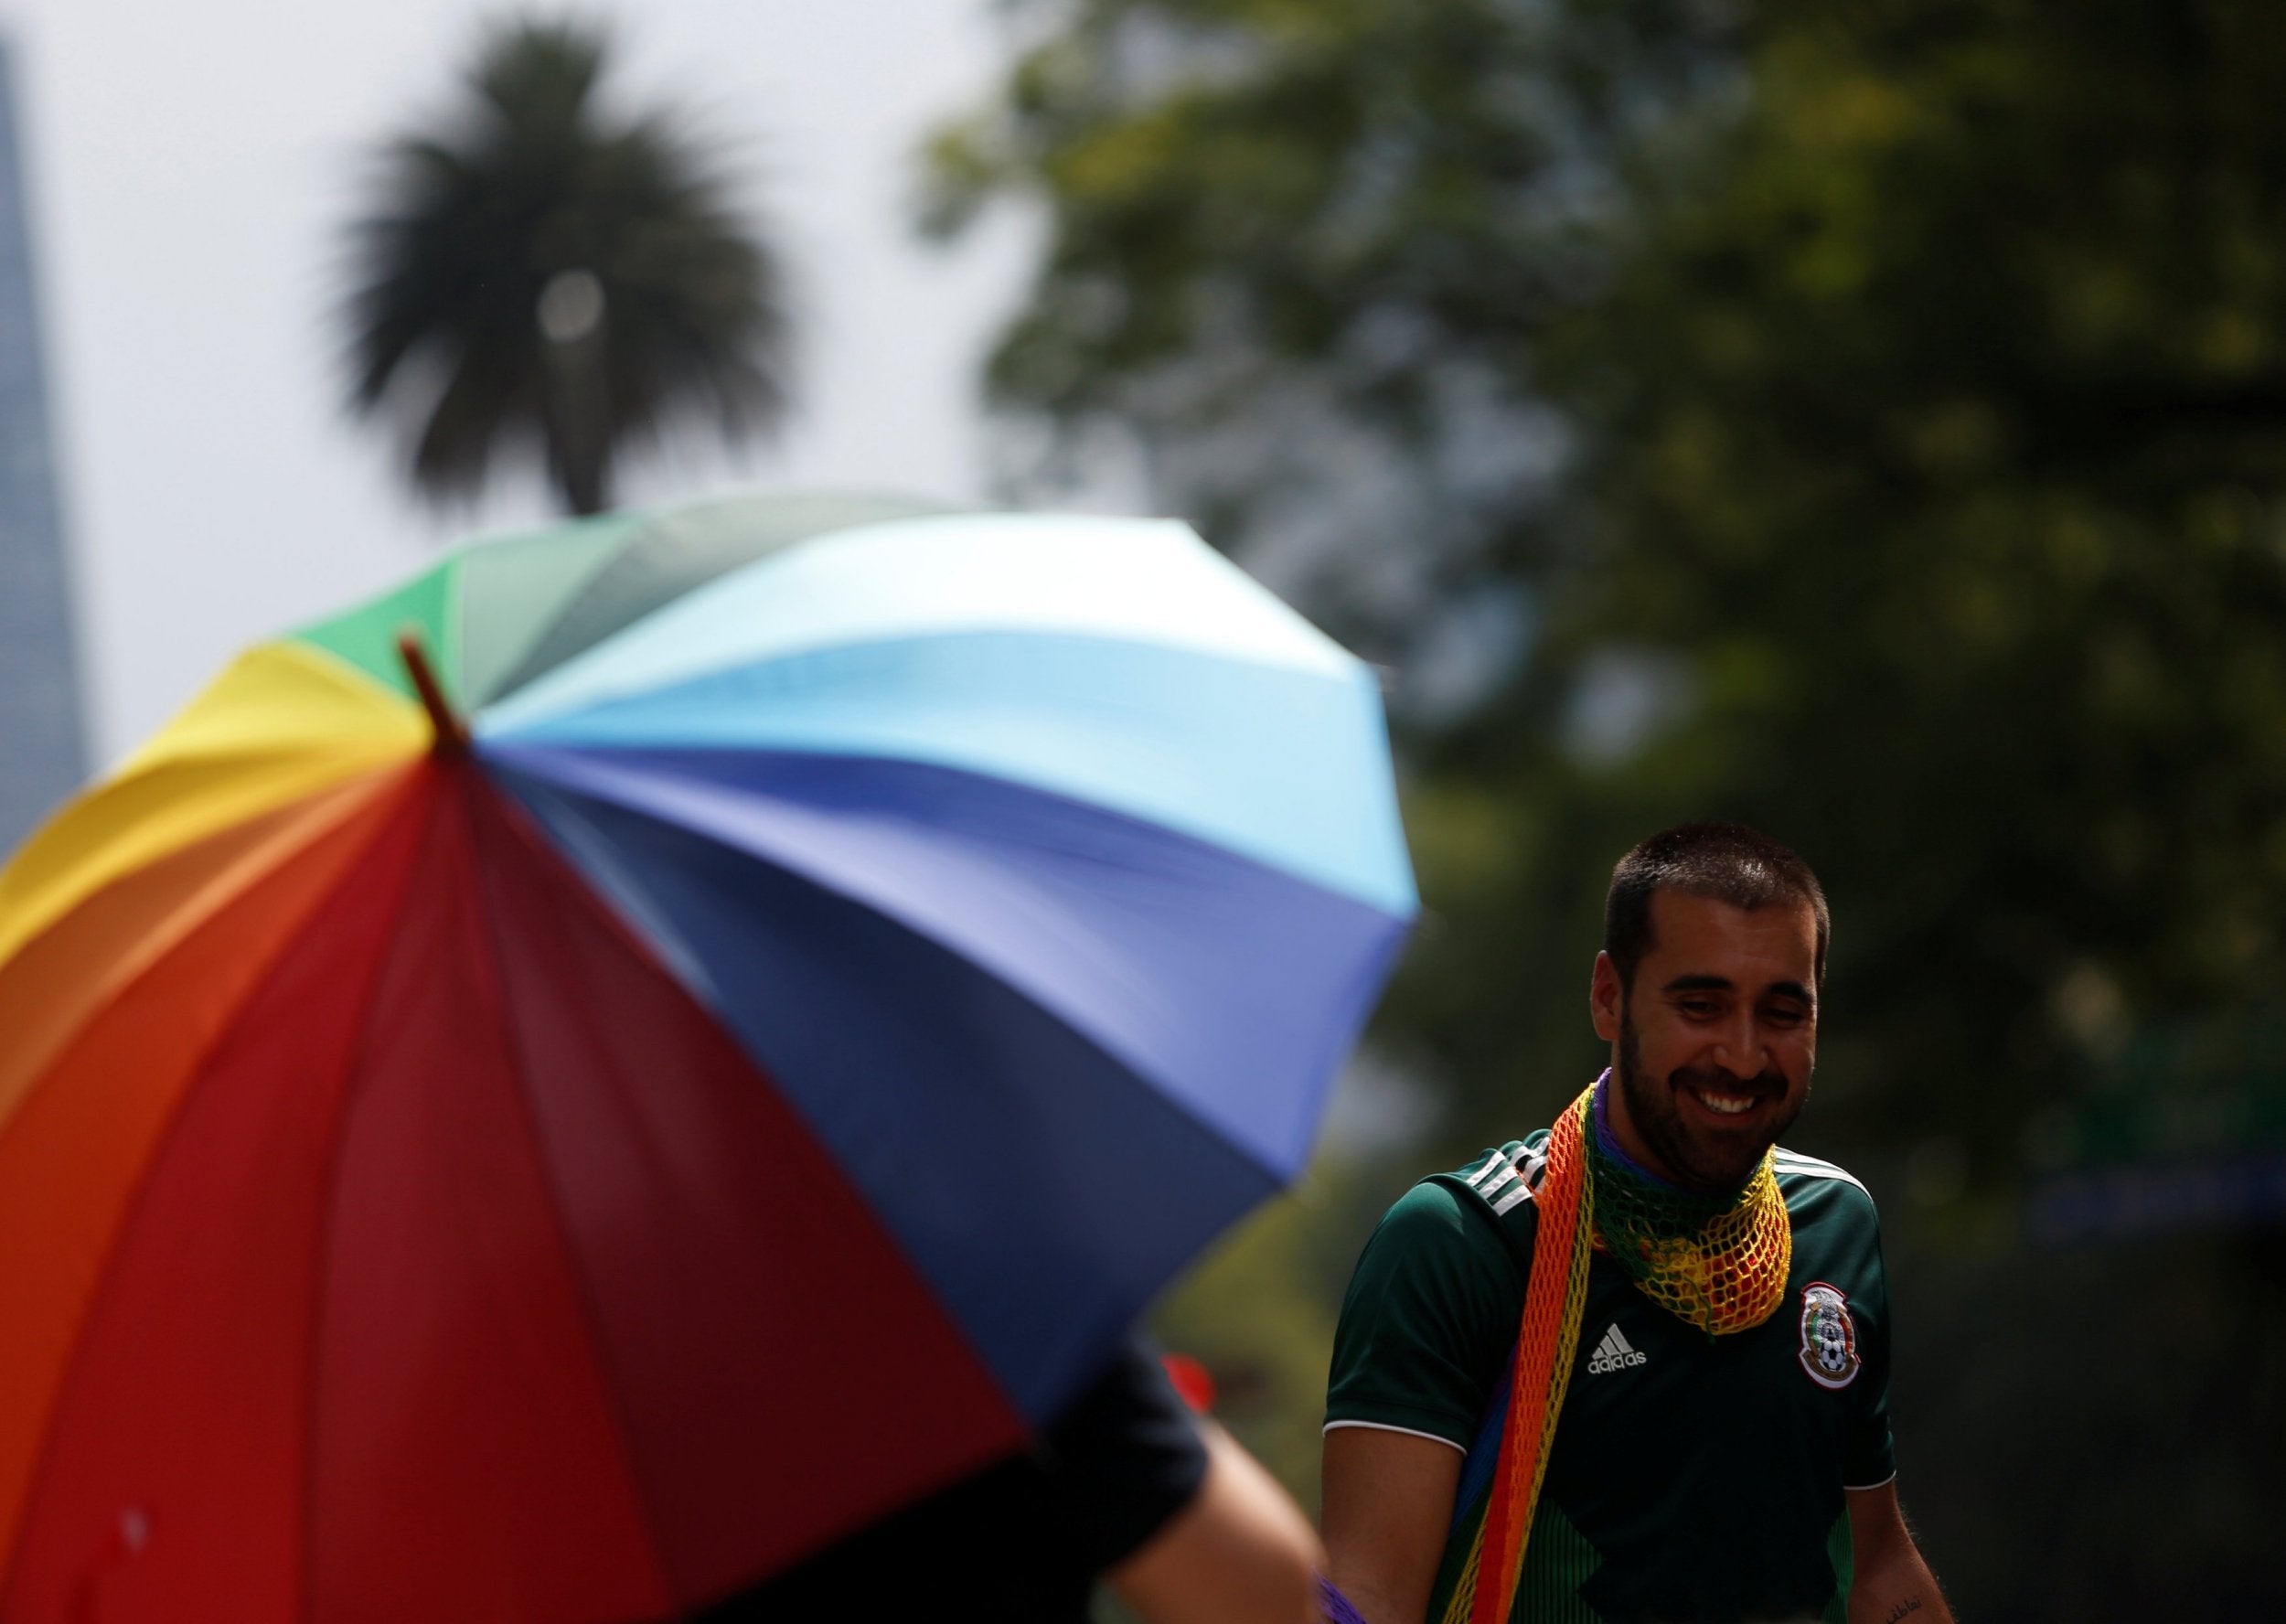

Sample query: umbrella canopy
[0,494,1415,1624]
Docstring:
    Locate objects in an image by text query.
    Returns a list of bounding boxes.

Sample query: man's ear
[1590,951,1624,1043]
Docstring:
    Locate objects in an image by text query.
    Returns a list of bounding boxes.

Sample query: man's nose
[1709,1010,1767,1076]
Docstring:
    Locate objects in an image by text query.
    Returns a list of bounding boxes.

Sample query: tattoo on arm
[1883,1600,1923,1623]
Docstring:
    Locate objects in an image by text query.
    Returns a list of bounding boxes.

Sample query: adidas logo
[1586,1323,1648,1374]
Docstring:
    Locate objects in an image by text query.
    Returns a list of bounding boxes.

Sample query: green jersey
[1327,1130,1896,1624]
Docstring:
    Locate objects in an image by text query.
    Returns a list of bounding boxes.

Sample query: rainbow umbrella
[0,493,1414,1624]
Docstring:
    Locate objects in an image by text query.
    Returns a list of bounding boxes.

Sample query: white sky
[2,0,1043,763]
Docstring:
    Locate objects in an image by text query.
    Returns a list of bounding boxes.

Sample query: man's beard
[1615,1006,1807,1192]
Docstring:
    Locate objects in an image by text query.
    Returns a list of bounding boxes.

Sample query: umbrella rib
[293,775,457,1624]
[0,772,399,1153]
[454,773,684,1612]
[494,751,1306,1187]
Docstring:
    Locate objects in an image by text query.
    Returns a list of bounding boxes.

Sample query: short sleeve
[1844,1207,1897,1490]
[1042,1337,1211,1572]
[1325,1176,1530,1448]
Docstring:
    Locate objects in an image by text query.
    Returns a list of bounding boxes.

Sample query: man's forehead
[1643,888,1819,978]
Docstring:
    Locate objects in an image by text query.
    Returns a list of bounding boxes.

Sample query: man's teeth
[1693,1090,1756,1116]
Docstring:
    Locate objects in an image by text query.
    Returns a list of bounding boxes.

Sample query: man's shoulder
[1429,1130,1554,1221]
[1772,1145,1876,1202]
[1360,1133,1554,1271]
[1772,1146,1884,1243]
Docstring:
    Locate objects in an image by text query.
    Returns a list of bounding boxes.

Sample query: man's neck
[1590,1069,1692,1191]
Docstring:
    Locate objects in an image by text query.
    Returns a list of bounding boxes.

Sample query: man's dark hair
[1603,822,1829,992]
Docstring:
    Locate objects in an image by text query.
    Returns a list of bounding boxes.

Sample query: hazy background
[3,0,1040,762]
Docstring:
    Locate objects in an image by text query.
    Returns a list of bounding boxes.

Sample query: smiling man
[1322,824,1950,1624]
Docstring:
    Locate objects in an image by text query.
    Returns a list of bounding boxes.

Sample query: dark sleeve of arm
[1845,1193,1898,1490]
[1042,1337,1212,1574]
[1325,1178,1528,1448]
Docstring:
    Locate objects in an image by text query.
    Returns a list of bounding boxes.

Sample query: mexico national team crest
[1797,1281,1861,1390]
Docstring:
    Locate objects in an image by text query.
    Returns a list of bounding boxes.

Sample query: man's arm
[1321,1426,1464,1624]
[1109,1419,1324,1624]
[1845,1480,1953,1624]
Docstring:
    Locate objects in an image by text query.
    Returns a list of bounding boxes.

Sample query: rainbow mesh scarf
[1437,1077,1793,1624]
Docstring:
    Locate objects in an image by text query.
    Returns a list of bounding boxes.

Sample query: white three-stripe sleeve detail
[1467,1147,1522,1190]
[1772,1150,1872,1197]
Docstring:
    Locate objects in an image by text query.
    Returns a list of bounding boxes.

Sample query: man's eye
[1765,1006,1807,1026]
[1679,999,1719,1018]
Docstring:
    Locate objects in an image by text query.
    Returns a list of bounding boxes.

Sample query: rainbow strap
[1440,1086,1597,1624]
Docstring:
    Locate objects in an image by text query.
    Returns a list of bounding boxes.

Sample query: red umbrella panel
[1,756,1025,1623]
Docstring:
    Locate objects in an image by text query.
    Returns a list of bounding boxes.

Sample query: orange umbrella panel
[0,759,1023,1622]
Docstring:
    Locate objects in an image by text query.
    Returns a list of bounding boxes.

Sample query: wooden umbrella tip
[395,629,469,753]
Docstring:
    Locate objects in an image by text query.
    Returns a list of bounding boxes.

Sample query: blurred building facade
[0,36,85,854]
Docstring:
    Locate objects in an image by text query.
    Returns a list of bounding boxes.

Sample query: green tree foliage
[341,20,788,516]
[945,2,2286,1610]
[925,0,1713,666]
[1506,0,2286,1178]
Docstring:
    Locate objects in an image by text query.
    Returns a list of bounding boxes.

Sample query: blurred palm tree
[341,19,788,517]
